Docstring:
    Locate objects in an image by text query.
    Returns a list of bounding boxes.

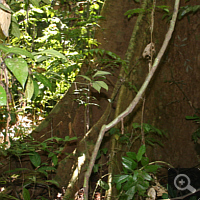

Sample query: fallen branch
[83,0,180,199]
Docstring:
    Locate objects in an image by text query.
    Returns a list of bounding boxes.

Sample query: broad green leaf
[9,47,34,59]
[99,179,109,190]
[144,165,160,173]
[136,183,147,195]
[23,188,30,200]
[25,76,34,100]
[35,55,49,62]
[0,45,34,59]
[123,176,135,191]
[136,145,146,162]
[36,49,67,61]
[106,51,117,59]
[46,179,59,187]
[37,169,48,177]
[133,170,139,181]
[52,154,58,166]
[116,182,121,190]
[141,171,152,181]
[122,156,137,171]
[5,58,28,89]
[126,152,137,160]
[92,81,101,93]
[93,70,111,78]
[32,80,39,98]
[141,157,149,166]
[113,175,129,184]
[29,0,40,7]
[125,186,136,200]
[11,16,20,38]
[0,45,9,52]
[78,75,92,82]
[29,152,41,168]
[0,86,7,106]
[95,81,109,91]
[34,73,52,90]
[0,3,14,13]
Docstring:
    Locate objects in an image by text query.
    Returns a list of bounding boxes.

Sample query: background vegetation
[0,0,200,199]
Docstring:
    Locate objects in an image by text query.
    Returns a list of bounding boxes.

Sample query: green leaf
[34,73,52,90]
[92,81,101,93]
[113,175,129,184]
[32,80,40,99]
[93,164,99,173]
[116,182,121,190]
[123,176,135,191]
[38,166,56,171]
[5,58,28,89]
[23,188,30,200]
[11,16,20,38]
[42,0,51,4]
[144,165,160,173]
[122,156,137,171]
[52,154,58,166]
[5,168,29,173]
[64,136,77,141]
[37,169,48,177]
[186,115,200,120]
[141,171,152,181]
[0,86,7,106]
[78,75,92,82]
[132,122,141,129]
[93,70,111,78]
[35,49,67,60]
[125,186,136,200]
[0,3,14,13]
[99,179,109,190]
[124,8,145,18]
[141,157,149,166]
[29,152,41,168]
[29,0,40,7]
[101,148,108,154]
[92,81,109,92]
[96,81,109,91]
[0,45,34,59]
[25,76,34,100]
[106,51,117,59]
[46,179,59,187]
[136,145,146,162]
[126,152,137,160]
[162,193,168,199]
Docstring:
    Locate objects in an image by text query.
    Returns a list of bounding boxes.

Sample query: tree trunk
[32,0,200,199]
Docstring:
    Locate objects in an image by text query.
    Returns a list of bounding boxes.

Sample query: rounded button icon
[174,174,196,193]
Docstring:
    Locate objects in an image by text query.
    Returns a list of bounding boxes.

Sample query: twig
[83,0,180,199]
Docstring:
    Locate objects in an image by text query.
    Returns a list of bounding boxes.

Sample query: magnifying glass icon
[174,174,196,193]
